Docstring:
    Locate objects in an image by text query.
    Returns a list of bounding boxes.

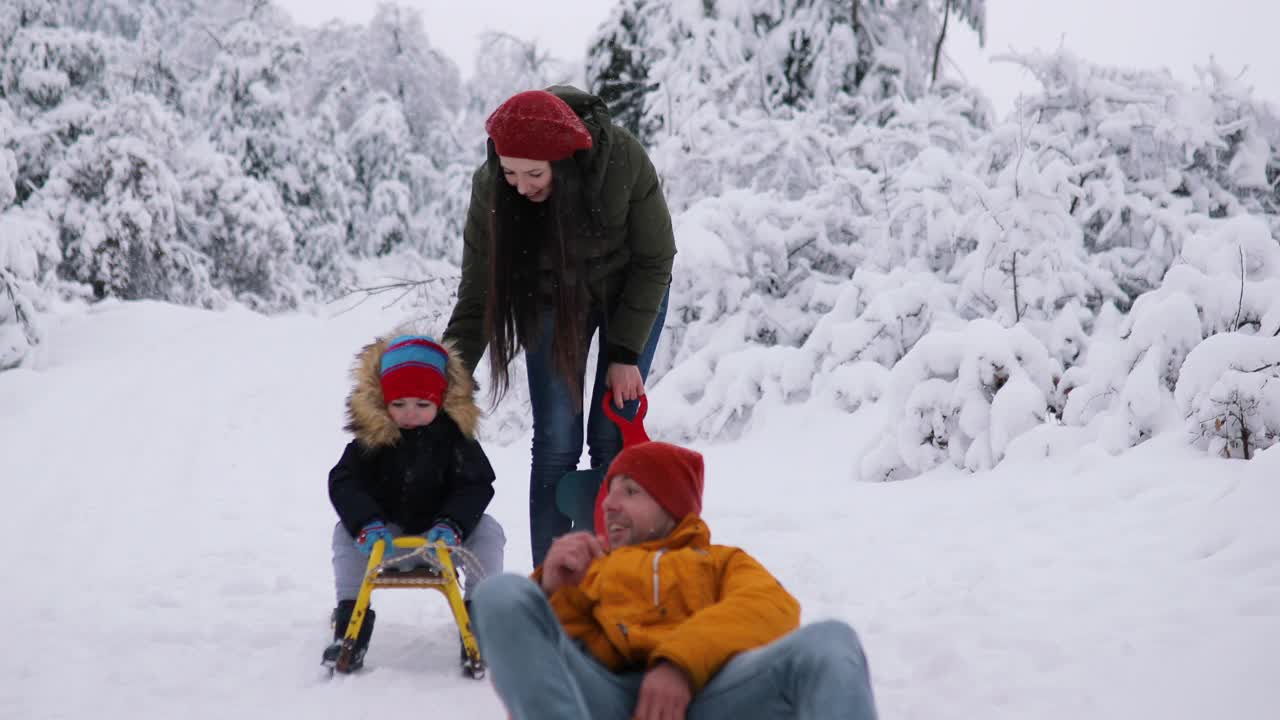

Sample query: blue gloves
[425,520,460,547]
[355,520,395,555]
[354,518,458,555]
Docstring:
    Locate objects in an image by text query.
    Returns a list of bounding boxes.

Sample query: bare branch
[931,0,951,87]
[326,276,458,317]
[201,25,226,52]
[787,237,817,259]
[1011,251,1021,323]
[1232,244,1245,331]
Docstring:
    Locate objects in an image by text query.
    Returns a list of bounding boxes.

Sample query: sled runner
[326,536,485,679]
[555,394,651,532]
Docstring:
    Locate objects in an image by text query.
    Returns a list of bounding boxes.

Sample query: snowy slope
[2,300,1278,720]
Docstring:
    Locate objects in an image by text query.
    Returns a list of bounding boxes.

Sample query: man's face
[601,475,676,548]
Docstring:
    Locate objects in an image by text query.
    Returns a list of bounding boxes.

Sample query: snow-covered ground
[3,299,1278,720]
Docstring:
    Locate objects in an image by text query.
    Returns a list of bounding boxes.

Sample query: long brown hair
[483,150,599,408]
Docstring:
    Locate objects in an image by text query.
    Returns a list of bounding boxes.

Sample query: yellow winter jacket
[540,516,800,692]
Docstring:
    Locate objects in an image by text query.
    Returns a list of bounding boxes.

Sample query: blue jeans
[471,575,879,720]
[525,292,668,566]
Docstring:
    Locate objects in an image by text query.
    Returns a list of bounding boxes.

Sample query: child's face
[387,397,438,429]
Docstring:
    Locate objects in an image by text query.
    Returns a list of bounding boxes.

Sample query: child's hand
[425,520,460,547]
[355,520,395,555]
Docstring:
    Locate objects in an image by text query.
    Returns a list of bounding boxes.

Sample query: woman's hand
[606,363,644,408]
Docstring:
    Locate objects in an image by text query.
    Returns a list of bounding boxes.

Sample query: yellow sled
[332,536,484,678]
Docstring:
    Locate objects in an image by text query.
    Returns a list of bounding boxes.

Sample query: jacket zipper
[651,549,666,606]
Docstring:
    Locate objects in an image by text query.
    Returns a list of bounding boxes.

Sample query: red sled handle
[594,393,652,539]
[602,393,650,447]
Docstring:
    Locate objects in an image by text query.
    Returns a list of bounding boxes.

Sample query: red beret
[484,90,593,161]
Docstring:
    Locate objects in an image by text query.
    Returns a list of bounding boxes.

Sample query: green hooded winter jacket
[443,86,676,375]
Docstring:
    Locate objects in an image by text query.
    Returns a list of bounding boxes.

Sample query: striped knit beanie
[379,335,449,406]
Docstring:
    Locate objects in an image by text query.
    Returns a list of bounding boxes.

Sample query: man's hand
[606,362,644,409]
[539,532,606,595]
[634,661,693,720]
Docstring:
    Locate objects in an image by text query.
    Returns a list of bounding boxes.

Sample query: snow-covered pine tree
[586,0,986,145]
[586,0,655,140]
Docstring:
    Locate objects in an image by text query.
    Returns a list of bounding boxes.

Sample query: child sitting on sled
[324,333,506,672]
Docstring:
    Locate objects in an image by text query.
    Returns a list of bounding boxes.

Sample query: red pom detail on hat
[595,442,705,536]
[485,90,593,162]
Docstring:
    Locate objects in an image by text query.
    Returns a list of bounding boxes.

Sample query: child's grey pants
[331,515,506,603]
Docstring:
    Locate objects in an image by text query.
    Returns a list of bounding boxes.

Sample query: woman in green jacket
[443,86,675,567]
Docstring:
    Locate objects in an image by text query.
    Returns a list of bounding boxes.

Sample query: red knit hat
[484,90,593,161]
[599,442,705,533]
[379,335,449,406]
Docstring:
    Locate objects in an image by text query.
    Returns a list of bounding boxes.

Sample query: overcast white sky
[274,0,1277,114]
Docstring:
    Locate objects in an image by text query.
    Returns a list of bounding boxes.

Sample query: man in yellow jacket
[470,441,878,720]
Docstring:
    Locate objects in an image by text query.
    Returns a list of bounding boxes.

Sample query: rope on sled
[364,544,487,586]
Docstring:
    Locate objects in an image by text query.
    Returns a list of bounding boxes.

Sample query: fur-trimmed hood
[345,334,480,448]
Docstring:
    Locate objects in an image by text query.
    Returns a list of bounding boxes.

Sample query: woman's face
[499,156,553,203]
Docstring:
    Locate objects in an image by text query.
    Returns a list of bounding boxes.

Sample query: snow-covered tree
[0,100,18,208]
[303,4,464,157]
[860,319,1058,481]
[1060,214,1280,453]
[5,0,1280,476]
[471,31,574,117]
[362,4,463,156]
[586,0,653,138]
[192,12,362,299]
[193,15,301,180]
[1176,334,1280,459]
[0,208,59,369]
[1,95,59,368]
[41,93,213,304]
[998,50,1280,305]
[178,145,303,310]
[0,1,477,364]
[1,21,108,115]
[953,132,1125,326]
[300,4,473,261]
[586,0,986,145]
